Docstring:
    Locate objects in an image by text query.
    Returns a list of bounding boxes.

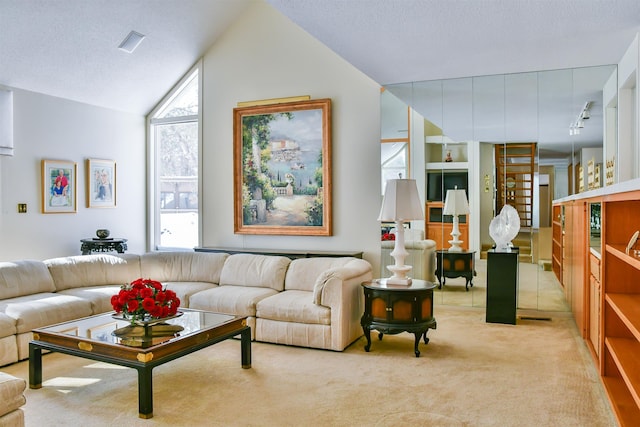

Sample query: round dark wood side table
[360,279,437,357]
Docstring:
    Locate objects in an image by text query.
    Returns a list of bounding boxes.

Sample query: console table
[195,247,363,260]
[360,279,437,357]
[80,238,128,255]
[435,250,476,291]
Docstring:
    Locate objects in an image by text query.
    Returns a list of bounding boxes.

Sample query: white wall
[200,2,382,270]
[0,88,146,261]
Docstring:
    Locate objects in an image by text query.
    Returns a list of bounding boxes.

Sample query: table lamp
[378,179,424,285]
[443,185,470,252]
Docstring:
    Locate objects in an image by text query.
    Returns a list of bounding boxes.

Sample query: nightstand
[360,279,437,357]
[435,249,476,291]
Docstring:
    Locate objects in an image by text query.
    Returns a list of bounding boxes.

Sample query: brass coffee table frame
[29,309,251,419]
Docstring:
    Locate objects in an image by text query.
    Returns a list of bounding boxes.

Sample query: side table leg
[137,367,153,419]
[362,325,371,352]
[413,333,421,357]
[29,343,42,389]
[241,327,252,369]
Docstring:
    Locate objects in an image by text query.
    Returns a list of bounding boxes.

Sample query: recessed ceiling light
[118,30,145,53]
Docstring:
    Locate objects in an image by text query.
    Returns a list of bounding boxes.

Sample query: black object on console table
[194,247,363,260]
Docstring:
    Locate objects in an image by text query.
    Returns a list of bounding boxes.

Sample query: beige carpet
[3,306,615,427]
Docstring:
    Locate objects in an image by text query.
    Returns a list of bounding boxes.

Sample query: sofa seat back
[219,254,290,291]
[45,254,141,291]
[140,252,228,284]
[284,257,356,292]
[0,260,55,299]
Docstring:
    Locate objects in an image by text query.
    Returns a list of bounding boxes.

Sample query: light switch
[17,203,27,213]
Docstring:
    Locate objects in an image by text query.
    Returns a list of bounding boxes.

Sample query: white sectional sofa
[0,251,372,367]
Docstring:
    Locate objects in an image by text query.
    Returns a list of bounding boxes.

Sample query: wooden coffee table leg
[241,327,251,369]
[29,343,42,389]
[137,367,153,419]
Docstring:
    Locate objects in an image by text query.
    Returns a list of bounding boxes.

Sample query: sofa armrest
[313,259,371,305]
[312,259,372,351]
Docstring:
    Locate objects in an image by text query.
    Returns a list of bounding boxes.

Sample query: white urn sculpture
[489,204,520,252]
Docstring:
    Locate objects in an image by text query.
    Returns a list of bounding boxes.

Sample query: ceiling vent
[118,31,145,53]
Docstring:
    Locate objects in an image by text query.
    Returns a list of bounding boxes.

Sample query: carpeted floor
[3,306,616,426]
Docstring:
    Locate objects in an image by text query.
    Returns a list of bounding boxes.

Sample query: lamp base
[386,264,413,286]
[448,239,464,252]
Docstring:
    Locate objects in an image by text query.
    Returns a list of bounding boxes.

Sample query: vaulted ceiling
[1,0,639,116]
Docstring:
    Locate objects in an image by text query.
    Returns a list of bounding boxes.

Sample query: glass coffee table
[29,308,251,419]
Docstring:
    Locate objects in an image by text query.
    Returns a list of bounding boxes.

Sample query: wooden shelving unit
[601,196,640,426]
[495,143,536,228]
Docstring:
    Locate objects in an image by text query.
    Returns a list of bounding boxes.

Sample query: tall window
[149,65,200,250]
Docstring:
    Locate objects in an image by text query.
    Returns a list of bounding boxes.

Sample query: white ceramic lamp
[443,186,470,252]
[378,179,424,285]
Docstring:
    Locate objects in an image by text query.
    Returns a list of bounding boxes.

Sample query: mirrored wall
[382,64,617,311]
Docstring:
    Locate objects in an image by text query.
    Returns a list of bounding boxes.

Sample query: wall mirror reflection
[381,64,617,312]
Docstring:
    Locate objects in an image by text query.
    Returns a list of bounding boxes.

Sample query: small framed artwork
[233,98,332,236]
[87,322,117,341]
[86,158,116,208]
[41,159,77,213]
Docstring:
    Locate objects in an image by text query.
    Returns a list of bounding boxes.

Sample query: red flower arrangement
[381,232,396,241]
[111,278,180,322]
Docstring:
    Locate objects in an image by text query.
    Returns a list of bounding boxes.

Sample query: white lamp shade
[443,188,470,216]
[378,179,423,221]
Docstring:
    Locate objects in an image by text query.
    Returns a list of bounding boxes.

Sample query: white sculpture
[489,204,521,252]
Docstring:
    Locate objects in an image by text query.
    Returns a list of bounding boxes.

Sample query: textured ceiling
[0,0,252,115]
[266,0,640,85]
[1,0,639,118]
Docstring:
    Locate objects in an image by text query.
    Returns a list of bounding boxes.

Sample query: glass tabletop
[36,309,236,348]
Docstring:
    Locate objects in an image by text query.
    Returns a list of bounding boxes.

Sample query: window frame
[147,60,202,251]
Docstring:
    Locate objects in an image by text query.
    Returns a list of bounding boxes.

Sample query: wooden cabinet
[601,196,640,426]
[556,189,640,426]
[552,204,563,283]
[360,279,437,357]
[425,201,469,250]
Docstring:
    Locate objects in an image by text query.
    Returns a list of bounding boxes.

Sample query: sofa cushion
[220,254,290,291]
[0,335,18,367]
[45,254,141,291]
[1,293,93,333]
[149,281,217,308]
[57,285,122,314]
[0,312,16,339]
[189,285,278,317]
[285,257,355,292]
[0,260,55,299]
[0,372,26,418]
[256,290,331,325]
[140,252,228,283]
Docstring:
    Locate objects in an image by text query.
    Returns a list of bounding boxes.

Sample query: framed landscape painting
[233,98,332,236]
[41,159,77,213]
[86,158,116,208]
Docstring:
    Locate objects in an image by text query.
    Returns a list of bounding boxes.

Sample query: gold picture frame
[41,159,77,213]
[86,158,116,208]
[233,98,332,236]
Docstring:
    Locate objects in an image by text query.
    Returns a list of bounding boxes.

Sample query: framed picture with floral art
[86,158,116,208]
[233,98,332,236]
[41,159,77,213]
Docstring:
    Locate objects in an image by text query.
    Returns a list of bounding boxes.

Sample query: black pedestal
[486,249,519,324]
